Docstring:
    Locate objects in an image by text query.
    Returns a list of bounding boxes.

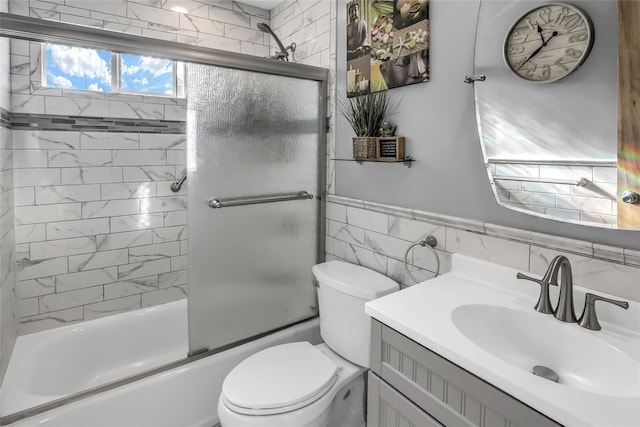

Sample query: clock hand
[537,24,544,43]
[516,30,558,70]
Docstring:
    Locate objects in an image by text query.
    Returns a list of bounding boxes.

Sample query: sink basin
[452,304,640,398]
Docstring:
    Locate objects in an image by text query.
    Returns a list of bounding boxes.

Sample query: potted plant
[338,89,395,160]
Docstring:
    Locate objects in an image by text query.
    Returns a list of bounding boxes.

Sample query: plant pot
[353,136,377,160]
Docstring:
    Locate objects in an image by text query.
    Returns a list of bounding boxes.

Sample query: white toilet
[217,260,399,427]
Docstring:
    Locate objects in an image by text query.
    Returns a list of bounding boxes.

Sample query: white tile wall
[0,0,18,381]
[326,195,640,304]
[7,0,334,335]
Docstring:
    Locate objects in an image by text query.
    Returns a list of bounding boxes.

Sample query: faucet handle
[516,272,555,314]
[578,293,630,331]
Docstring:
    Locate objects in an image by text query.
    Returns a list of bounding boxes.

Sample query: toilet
[217,260,399,427]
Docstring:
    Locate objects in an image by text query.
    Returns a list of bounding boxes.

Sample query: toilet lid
[222,342,338,415]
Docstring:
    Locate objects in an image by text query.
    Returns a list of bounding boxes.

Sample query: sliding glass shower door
[186,64,324,355]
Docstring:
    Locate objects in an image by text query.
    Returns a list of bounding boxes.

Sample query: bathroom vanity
[365,254,640,427]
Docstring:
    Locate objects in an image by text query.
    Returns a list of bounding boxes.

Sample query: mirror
[473,0,639,230]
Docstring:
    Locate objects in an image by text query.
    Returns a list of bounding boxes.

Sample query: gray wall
[335,0,640,250]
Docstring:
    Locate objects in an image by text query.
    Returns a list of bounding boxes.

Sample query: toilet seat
[221,342,339,416]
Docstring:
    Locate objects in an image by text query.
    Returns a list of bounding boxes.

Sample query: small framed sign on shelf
[376,137,405,161]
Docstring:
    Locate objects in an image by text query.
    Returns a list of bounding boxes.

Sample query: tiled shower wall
[0,0,18,382]
[6,0,334,335]
[326,195,640,302]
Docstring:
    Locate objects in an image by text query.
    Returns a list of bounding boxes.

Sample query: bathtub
[1,300,321,426]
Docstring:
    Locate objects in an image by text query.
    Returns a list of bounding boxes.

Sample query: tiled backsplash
[326,195,640,302]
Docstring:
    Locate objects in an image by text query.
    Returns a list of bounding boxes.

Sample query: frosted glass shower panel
[187,64,323,354]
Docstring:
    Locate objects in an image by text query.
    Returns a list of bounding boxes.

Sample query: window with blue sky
[45,44,112,92]
[44,43,183,97]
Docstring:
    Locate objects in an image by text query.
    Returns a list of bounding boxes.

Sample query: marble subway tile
[17,256,68,281]
[19,307,83,335]
[39,286,103,313]
[346,206,388,234]
[18,297,38,317]
[82,199,140,219]
[325,235,346,259]
[101,182,156,200]
[158,269,187,288]
[127,1,179,27]
[14,187,34,206]
[327,219,364,247]
[16,203,81,225]
[345,244,387,275]
[110,213,164,232]
[141,285,187,307]
[112,150,166,166]
[65,0,127,16]
[48,150,112,167]
[165,150,186,166]
[96,229,153,251]
[56,267,117,292]
[139,134,186,150]
[152,225,186,243]
[17,276,56,299]
[129,242,180,263]
[80,132,139,150]
[445,228,530,271]
[68,249,129,272]
[363,230,410,261]
[46,218,109,240]
[35,184,101,204]
[141,195,187,212]
[14,168,61,187]
[13,130,80,150]
[388,216,446,250]
[15,223,46,244]
[84,295,141,321]
[61,167,123,185]
[13,149,48,168]
[163,210,187,226]
[118,258,171,281]
[325,201,346,223]
[123,165,175,182]
[104,275,159,300]
[45,97,110,116]
[170,254,187,271]
[208,5,251,27]
[30,236,96,260]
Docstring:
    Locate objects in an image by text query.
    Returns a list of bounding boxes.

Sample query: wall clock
[504,3,594,82]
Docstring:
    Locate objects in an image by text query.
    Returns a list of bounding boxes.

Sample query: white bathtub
[1,300,321,426]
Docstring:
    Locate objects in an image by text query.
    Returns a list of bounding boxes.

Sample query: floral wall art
[346,0,429,97]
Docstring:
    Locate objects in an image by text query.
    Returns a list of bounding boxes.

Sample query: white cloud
[88,83,103,92]
[49,44,111,84]
[140,56,173,77]
[123,64,140,75]
[49,74,73,88]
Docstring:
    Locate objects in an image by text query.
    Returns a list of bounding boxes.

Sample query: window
[43,43,184,97]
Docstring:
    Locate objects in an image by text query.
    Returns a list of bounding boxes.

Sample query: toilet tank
[312,261,398,368]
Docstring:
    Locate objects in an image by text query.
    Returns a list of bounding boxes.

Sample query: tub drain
[532,365,559,382]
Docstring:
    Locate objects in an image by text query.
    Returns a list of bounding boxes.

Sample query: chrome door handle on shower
[208,191,313,209]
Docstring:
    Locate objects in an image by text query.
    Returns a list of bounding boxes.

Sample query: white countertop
[365,254,640,427]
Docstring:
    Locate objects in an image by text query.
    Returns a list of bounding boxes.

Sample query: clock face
[504,3,594,83]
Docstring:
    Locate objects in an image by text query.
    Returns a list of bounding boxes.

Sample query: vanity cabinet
[367,320,561,427]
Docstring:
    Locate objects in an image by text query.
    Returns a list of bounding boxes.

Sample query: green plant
[338,90,394,137]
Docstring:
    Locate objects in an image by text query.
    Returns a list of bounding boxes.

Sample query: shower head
[257,22,293,61]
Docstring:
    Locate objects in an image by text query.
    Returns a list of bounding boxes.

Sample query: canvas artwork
[346,0,429,97]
